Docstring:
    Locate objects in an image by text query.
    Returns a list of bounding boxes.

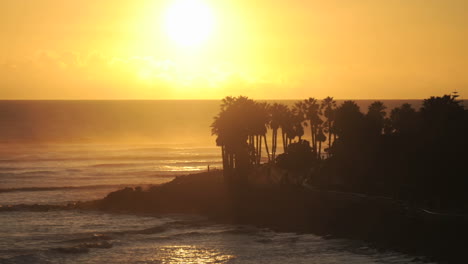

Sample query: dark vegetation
[211,93,468,213]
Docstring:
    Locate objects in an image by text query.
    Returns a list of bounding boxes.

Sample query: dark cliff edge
[82,171,468,263]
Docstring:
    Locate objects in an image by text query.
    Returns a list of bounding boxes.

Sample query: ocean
[0,100,431,263]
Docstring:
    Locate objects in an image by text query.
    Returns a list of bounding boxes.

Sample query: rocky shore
[82,171,467,263]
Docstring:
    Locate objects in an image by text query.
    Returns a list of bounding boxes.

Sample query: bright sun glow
[164,0,215,48]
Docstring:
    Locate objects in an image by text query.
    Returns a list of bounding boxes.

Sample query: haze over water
[0,100,422,144]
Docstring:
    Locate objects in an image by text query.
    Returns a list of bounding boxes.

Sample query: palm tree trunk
[315,126,318,150]
[273,130,277,161]
[314,126,318,158]
[250,135,254,150]
[252,135,256,165]
[255,135,259,165]
[328,121,332,149]
[221,145,226,169]
[229,154,234,170]
[282,129,287,153]
[255,135,258,164]
[263,134,270,162]
[258,135,263,164]
[310,122,316,153]
[221,145,227,181]
[318,140,322,160]
[271,129,277,161]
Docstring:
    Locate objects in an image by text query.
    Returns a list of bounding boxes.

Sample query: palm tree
[334,100,364,140]
[291,103,305,142]
[211,115,228,171]
[260,102,271,163]
[420,94,465,142]
[268,103,288,161]
[211,96,254,183]
[250,102,270,164]
[316,127,327,159]
[366,101,387,135]
[420,94,464,119]
[390,103,417,135]
[321,96,336,152]
[278,105,293,153]
[211,96,275,183]
[296,98,322,157]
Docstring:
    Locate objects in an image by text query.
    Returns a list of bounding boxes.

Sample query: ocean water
[0,144,433,264]
[0,100,431,263]
[0,144,220,204]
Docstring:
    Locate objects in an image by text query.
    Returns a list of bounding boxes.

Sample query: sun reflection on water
[156,245,235,263]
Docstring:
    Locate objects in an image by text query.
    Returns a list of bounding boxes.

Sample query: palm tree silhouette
[211,96,254,183]
[278,105,293,153]
[291,103,305,142]
[316,127,327,159]
[295,98,322,158]
[366,101,387,135]
[334,100,364,140]
[390,103,417,135]
[321,96,336,153]
[211,93,467,200]
[249,102,270,164]
[268,103,288,161]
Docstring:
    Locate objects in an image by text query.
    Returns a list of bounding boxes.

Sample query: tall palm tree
[278,105,293,153]
[334,100,364,140]
[321,96,336,151]
[390,103,417,135]
[296,98,322,157]
[291,102,305,141]
[268,103,287,161]
[367,101,387,136]
[420,94,465,140]
[211,96,254,183]
[250,102,270,164]
[211,115,227,171]
[316,127,327,159]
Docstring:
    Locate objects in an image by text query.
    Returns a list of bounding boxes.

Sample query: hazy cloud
[1,50,293,99]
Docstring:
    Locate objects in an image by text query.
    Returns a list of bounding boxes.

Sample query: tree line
[211,94,468,210]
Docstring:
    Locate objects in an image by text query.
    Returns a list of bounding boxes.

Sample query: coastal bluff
[86,170,468,263]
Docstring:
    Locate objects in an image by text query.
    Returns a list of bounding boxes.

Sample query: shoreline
[74,170,467,263]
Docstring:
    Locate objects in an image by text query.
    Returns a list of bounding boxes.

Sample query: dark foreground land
[73,170,468,263]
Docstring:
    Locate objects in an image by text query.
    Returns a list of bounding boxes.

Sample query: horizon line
[0,98,429,101]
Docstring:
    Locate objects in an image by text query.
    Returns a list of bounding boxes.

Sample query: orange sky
[1,0,467,99]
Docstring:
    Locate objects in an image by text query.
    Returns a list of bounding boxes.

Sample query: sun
[163,0,215,48]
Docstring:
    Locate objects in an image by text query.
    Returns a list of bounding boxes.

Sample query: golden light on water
[157,245,235,263]
[163,0,215,48]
